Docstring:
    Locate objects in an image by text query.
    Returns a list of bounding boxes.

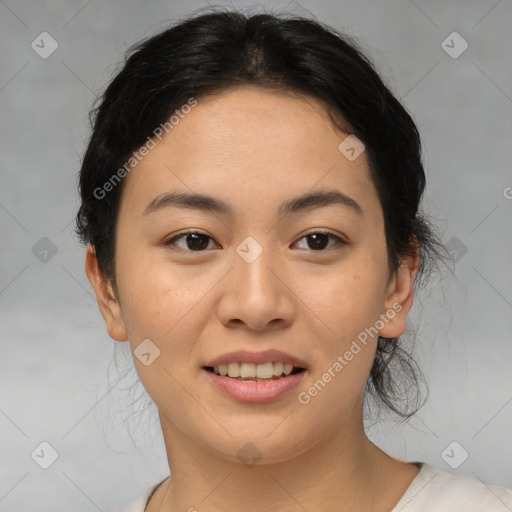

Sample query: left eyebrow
[142,189,363,217]
[278,189,363,217]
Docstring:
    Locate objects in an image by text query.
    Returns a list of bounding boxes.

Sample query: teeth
[227,362,240,378]
[212,361,299,379]
[273,362,284,376]
[257,362,274,379]
[240,362,256,378]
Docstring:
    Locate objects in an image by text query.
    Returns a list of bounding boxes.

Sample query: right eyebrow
[142,191,232,216]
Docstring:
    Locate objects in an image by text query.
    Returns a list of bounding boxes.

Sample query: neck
[149,409,413,512]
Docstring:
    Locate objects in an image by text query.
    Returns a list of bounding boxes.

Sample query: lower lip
[202,368,306,403]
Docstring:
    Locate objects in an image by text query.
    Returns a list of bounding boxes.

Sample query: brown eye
[165,232,216,252]
[293,231,346,251]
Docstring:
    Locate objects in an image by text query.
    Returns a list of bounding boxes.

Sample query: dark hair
[75,7,449,420]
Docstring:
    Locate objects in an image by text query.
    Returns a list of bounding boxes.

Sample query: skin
[86,86,421,511]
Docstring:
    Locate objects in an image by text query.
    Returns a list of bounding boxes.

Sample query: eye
[164,231,218,252]
[293,230,346,251]
[164,230,346,253]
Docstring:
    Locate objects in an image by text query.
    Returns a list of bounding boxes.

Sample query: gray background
[1,0,511,510]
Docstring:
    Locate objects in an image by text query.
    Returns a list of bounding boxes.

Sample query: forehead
[119,86,379,220]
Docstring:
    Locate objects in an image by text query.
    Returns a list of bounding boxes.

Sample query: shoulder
[393,462,512,512]
[117,479,165,512]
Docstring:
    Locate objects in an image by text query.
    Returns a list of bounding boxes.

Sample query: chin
[201,427,315,466]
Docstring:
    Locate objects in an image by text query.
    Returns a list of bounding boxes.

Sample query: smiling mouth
[203,364,306,381]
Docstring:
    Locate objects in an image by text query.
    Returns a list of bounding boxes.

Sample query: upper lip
[204,349,308,369]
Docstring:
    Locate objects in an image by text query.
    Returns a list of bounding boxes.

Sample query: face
[86,86,418,465]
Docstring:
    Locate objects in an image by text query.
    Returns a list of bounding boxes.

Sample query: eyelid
[163,229,348,252]
[164,229,218,251]
[293,229,347,251]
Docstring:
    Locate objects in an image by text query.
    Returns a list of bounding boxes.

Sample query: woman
[75,8,512,512]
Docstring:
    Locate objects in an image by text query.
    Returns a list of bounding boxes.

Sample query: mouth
[202,362,307,382]
[201,350,308,402]
[202,362,307,403]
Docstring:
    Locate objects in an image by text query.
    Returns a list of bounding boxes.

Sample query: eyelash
[163,229,347,253]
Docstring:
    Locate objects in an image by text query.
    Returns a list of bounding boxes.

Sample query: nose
[216,242,296,332]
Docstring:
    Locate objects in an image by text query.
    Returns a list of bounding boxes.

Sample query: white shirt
[117,462,512,511]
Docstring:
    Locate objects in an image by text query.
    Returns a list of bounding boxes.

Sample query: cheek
[294,270,381,419]
[117,241,187,317]
[299,262,387,344]
[114,245,206,359]
[116,258,208,408]
[299,344,376,417]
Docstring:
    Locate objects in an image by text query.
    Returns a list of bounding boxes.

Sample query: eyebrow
[142,189,364,218]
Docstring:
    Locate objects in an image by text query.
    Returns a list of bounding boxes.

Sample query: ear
[84,244,129,341]
[378,241,420,339]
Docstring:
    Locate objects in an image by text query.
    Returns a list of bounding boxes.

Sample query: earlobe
[84,244,129,341]
[378,243,420,339]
